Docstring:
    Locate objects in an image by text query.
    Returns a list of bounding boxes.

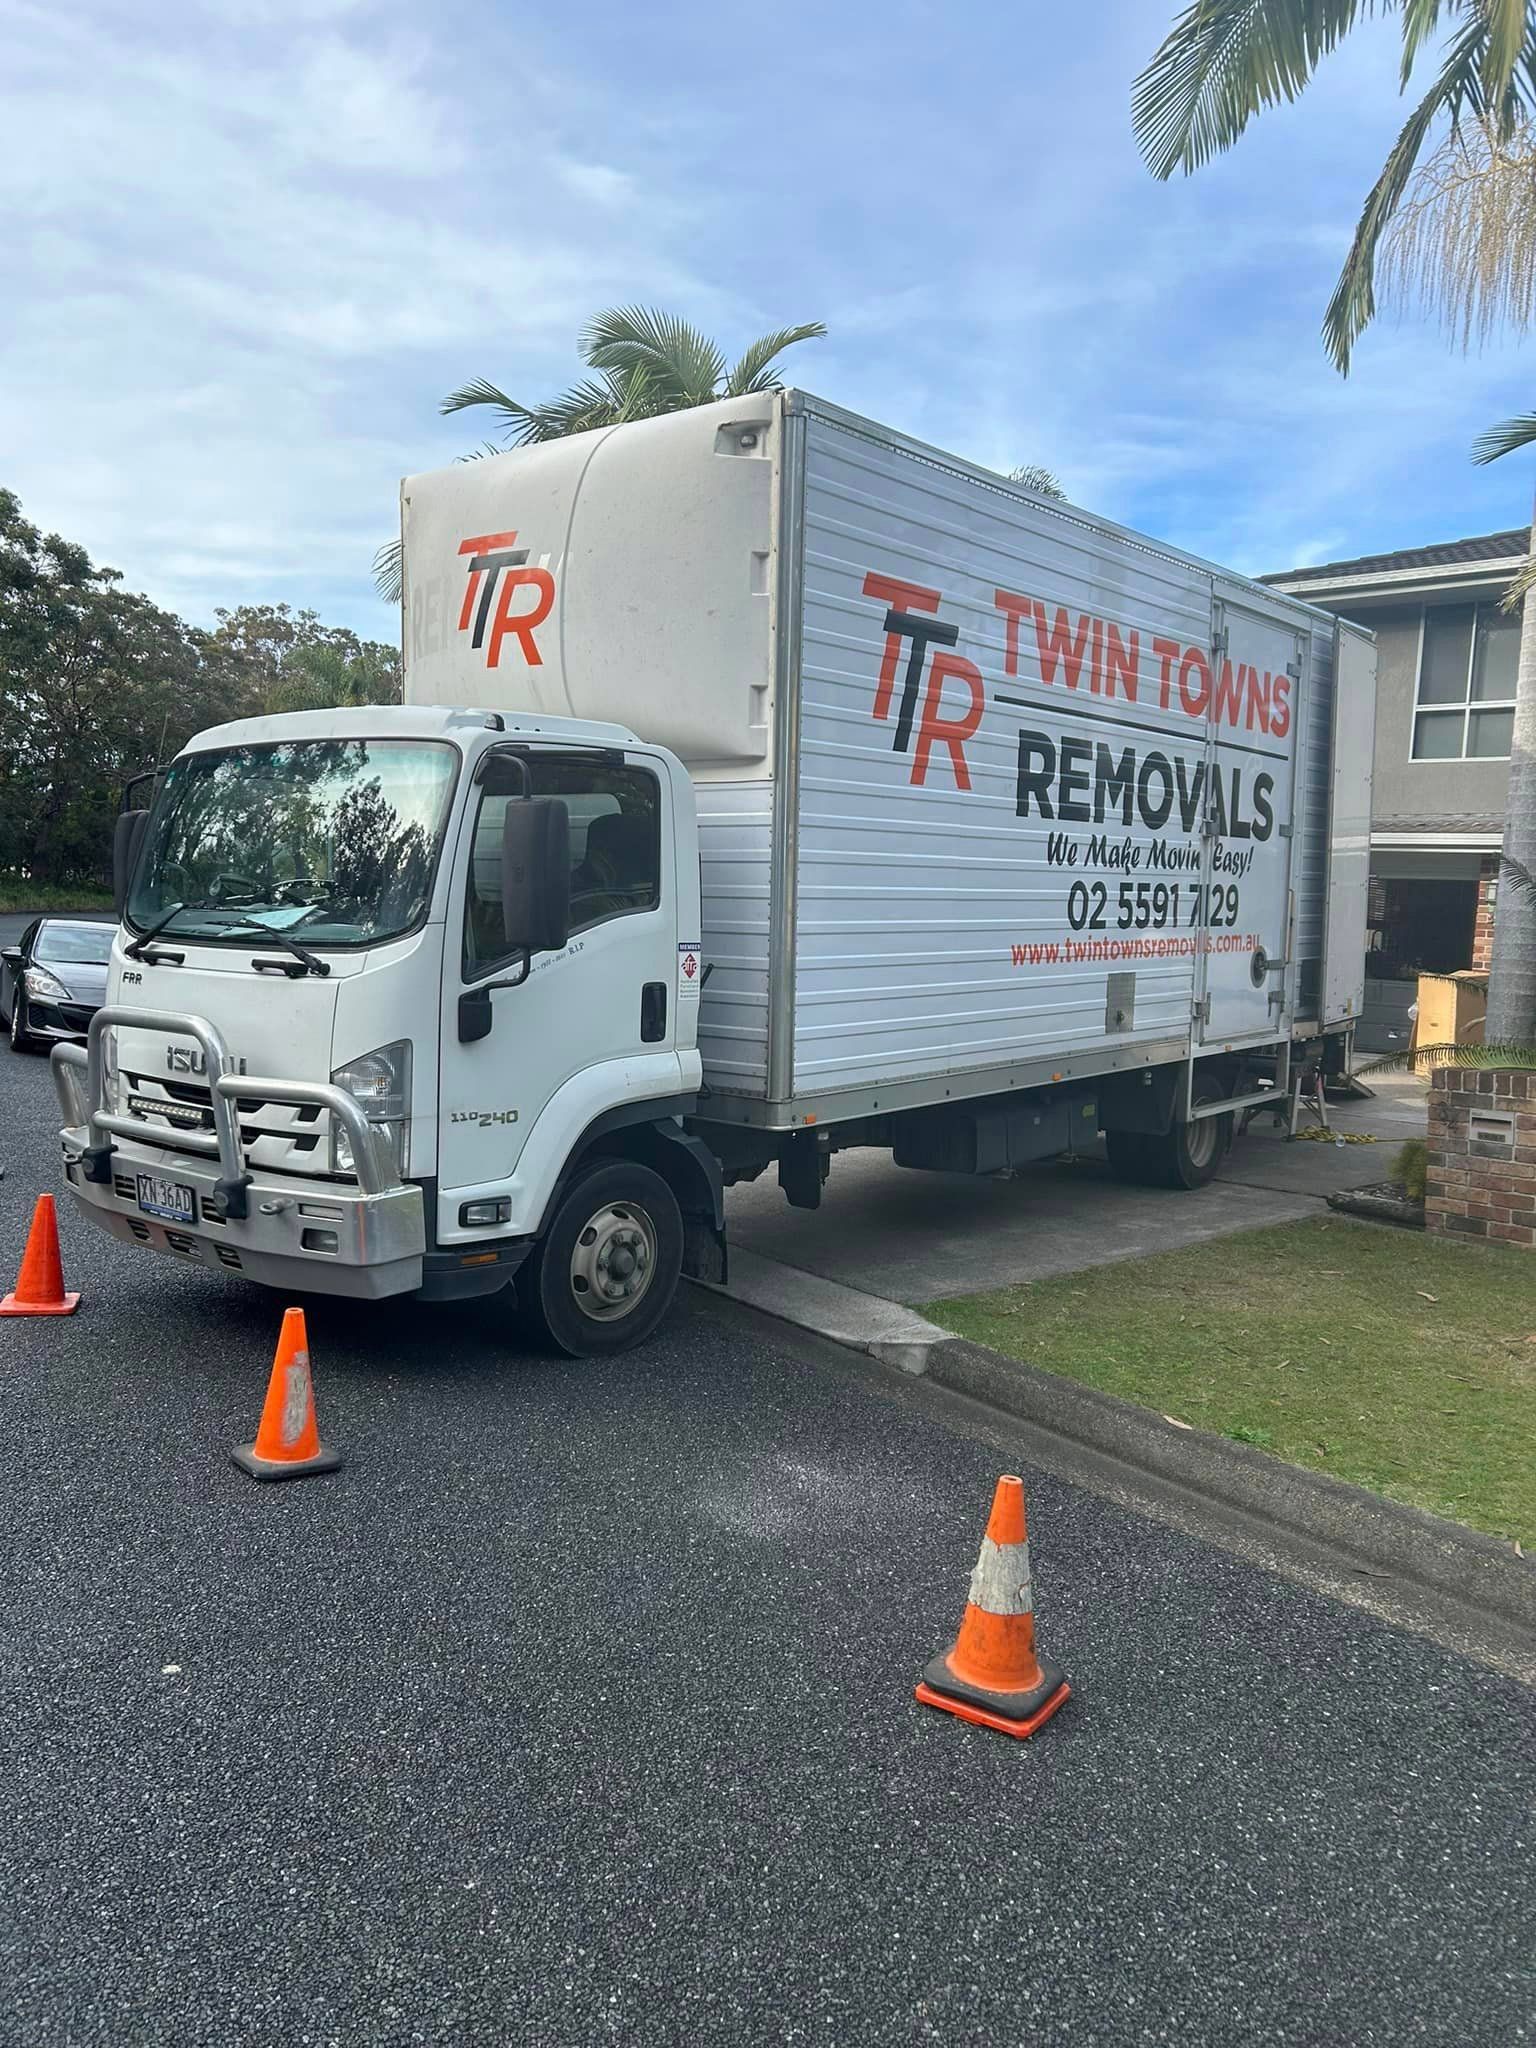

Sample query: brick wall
[1471,856,1499,974]
[1425,1067,1536,1249]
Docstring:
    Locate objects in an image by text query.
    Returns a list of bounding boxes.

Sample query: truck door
[438,750,678,1209]
[1196,598,1304,1044]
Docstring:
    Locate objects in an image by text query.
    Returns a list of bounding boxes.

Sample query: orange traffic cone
[232,1307,341,1482]
[915,1474,1070,1739]
[1,1194,80,1316]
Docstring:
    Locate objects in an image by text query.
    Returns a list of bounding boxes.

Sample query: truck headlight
[101,1023,124,1113]
[330,1040,412,1178]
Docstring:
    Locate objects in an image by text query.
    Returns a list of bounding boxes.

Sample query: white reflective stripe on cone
[967,1536,1034,1616]
[280,1356,312,1446]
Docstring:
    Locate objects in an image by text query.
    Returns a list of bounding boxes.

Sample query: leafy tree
[373,306,827,600]
[0,490,240,887]
[207,603,400,715]
[0,493,404,891]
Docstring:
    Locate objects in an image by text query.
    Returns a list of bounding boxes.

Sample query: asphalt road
[2,1028,1533,2046]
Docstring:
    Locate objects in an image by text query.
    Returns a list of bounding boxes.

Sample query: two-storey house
[1264,530,1524,1049]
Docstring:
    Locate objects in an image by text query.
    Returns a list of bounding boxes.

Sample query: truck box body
[402,391,1374,1130]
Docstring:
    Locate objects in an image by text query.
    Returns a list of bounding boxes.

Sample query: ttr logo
[862,571,984,789]
[457,529,556,667]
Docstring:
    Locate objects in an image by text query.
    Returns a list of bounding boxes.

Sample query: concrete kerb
[707,1253,1536,1639]
[922,1335,1536,1638]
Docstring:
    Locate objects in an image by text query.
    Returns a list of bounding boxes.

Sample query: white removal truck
[57,391,1375,1353]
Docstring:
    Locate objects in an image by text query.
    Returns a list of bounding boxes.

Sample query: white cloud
[4,0,1529,646]
[554,159,638,209]
[0,0,715,634]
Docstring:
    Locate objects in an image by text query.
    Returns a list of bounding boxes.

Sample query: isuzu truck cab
[56,705,720,1354]
[56,392,1374,1353]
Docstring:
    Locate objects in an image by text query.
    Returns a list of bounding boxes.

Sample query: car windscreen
[34,924,114,966]
[126,738,458,948]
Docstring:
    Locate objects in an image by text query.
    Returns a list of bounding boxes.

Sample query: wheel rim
[568,1200,659,1322]
[1185,1108,1220,1169]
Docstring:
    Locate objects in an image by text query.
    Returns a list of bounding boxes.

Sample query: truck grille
[118,1072,333,1177]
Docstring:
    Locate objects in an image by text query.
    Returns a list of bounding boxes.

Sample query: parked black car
[0,916,115,1052]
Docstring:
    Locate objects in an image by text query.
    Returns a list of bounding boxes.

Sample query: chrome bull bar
[52,1006,399,1221]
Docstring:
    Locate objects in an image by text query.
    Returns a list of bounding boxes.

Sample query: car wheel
[9,990,35,1054]
[518,1159,683,1357]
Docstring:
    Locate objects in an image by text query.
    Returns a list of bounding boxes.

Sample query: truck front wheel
[520,1159,684,1356]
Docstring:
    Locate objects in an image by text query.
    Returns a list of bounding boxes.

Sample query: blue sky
[4,0,1534,642]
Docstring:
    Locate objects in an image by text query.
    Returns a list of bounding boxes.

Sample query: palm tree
[1135,2,1536,1041]
[1007,463,1066,499]
[373,308,826,604]
[1132,2,1536,373]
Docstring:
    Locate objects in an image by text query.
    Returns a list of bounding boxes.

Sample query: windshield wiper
[214,915,332,978]
[123,900,209,959]
[126,902,331,976]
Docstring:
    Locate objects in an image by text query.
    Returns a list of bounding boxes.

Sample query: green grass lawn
[924,1216,1536,1545]
[0,885,113,914]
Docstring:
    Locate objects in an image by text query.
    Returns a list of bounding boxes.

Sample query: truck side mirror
[501,797,570,956]
[113,810,150,917]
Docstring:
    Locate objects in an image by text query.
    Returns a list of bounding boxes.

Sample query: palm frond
[1379,117,1536,350]
[1355,1038,1536,1076]
[1478,0,1531,108]
[1007,463,1067,499]
[1499,549,1536,610]
[439,377,545,444]
[1322,79,1447,370]
[580,306,727,406]
[724,322,828,394]
[1133,0,1367,181]
[1501,853,1536,906]
[440,376,519,417]
[372,537,403,606]
[1472,409,1536,461]
[1398,0,1449,88]
[505,376,635,444]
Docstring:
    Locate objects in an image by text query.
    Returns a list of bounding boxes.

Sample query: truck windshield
[127,739,457,948]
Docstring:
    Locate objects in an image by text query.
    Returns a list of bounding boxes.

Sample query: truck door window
[463,759,662,978]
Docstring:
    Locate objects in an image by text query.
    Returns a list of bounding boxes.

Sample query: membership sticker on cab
[677,941,702,998]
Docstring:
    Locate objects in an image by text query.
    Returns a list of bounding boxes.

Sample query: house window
[1412,603,1518,760]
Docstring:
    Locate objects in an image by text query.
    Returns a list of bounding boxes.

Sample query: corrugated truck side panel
[786,407,1307,1100]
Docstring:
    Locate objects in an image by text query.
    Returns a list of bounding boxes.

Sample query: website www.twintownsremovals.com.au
[1011,931,1263,967]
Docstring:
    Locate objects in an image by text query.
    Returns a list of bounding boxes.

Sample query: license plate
[136,1172,196,1225]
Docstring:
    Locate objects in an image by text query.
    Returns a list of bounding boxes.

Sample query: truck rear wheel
[519,1159,683,1357]
[1105,1090,1232,1191]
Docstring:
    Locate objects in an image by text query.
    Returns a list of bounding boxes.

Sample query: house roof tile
[1263,529,1528,586]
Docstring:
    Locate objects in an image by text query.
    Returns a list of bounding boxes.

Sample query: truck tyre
[1105,1090,1231,1191]
[519,1159,683,1357]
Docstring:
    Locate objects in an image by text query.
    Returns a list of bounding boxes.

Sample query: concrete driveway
[726,1076,1427,1304]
